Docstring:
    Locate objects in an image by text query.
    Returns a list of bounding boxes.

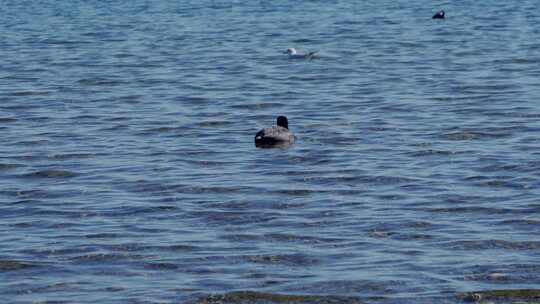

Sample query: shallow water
[1,0,540,303]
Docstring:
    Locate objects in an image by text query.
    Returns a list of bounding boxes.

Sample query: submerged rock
[199,291,364,304]
[459,289,540,302]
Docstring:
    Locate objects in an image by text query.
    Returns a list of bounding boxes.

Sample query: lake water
[1,1,540,303]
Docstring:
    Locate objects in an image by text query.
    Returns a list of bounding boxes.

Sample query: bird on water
[284,48,318,60]
[254,116,295,148]
[432,10,445,19]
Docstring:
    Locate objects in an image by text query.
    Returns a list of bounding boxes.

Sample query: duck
[284,48,318,60]
[432,10,445,19]
[254,116,295,148]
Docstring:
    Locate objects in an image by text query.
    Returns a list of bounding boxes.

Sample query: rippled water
[2,1,540,303]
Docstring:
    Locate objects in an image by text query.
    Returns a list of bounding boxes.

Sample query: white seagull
[284,48,318,60]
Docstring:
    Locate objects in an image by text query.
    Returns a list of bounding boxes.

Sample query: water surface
[1,1,540,303]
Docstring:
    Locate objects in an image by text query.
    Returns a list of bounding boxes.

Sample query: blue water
[1,1,540,303]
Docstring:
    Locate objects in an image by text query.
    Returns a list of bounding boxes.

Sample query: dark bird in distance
[432,10,445,19]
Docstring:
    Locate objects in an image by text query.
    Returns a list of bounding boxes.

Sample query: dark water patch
[119,180,175,194]
[105,115,134,122]
[264,233,344,244]
[0,260,38,271]
[196,120,234,128]
[367,221,436,240]
[10,220,79,229]
[177,95,210,104]
[20,169,78,179]
[0,103,37,111]
[0,163,23,171]
[189,210,277,226]
[77,77,125,87]
[84,233,119,239]
[468,178,528,190]
[10,222,34,228]
[115,94,144,104]
[184,185,252,195]
[421,206,520,215]
[141,244,198,252]
[284,169,362,177]
[428,193,498,205]
[183,159,232,167]
[11,91,50,96]
[136,126,185,135]
[459,289,540,303]
[15,139,51,146]
[100,124,130,131]
[102,205,178,217]
[0,117,18,123]
[21,246,95,257]
[317,135,359,146]
[243,253,318,267]
[69,253,147,263]
[500,219,540,227]
[270,188,318,196]
[408,149,461,157]
[48,153,96,160]
[31,209,88,218]
[302,174,419,187]
[1,189,54,199]
[442,130,513,141]
[443,240,540,251]
[143,262,179,271]
[475,163,527,173]
[13,282,83,295]
[69,114,101,120]
[291,39,315,44]
[198,291,364,304]
[230,102,285,110]
[42,38,92,45]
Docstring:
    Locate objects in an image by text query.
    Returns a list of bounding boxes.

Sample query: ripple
[243,253,318,267]
[0,117,18,123]
[143,262,180,271]
[84,233,119,239]
[137,126,184,135]
[20,169,78,179]
[196,120,235,128]
[230,102,285,110]
[69,253,147,263]
[442,130,513,141]
[11,91,50,96]
[421,206,520,215]
[48,153,96,160]
[408,149,460,157]
[77,77,125,86]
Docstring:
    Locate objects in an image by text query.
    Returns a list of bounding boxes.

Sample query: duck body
[255,116,295,148]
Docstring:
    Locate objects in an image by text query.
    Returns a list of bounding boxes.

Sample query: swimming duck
[284,48,318,60]
[254,116,295,148]
[432,10,445,19]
